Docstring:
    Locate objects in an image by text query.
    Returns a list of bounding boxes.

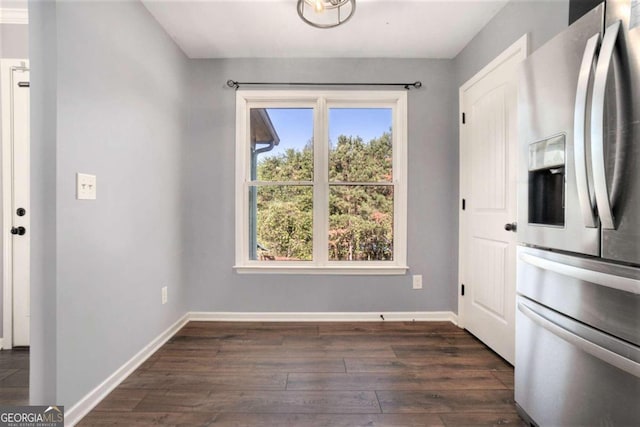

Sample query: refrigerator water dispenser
[528,135,565,226]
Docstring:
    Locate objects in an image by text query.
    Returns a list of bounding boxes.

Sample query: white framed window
[234,90,408,275]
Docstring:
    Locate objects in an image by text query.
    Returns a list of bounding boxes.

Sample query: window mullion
[313,97,329,266]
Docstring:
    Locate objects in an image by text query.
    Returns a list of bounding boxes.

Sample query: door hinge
[461,284,465,296]
[462,112,466,124]
[462,199,466,210]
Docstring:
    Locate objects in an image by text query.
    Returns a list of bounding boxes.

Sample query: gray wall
[29,0,56,403]
[455,0,570,86]
[185,58,459,313]
[30,0,190,407]
[182,1,570,316]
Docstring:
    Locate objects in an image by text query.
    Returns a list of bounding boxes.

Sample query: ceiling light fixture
[297,0,356,29]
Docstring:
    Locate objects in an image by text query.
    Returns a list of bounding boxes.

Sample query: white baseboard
[65,310,458,425]
[64,313,190,426]
[188,311,459,324]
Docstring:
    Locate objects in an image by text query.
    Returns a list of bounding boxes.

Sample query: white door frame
[1,58,30,350]
[457,35,528,328]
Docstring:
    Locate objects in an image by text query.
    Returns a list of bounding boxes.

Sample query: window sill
[233,265,409,275]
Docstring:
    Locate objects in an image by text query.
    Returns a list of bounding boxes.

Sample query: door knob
[10,226,26,236]
[504,222,517,232]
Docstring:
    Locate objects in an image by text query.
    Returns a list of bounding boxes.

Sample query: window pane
[250,108,314,181]
[249,185,313,261]
[329,186,394,261]
[329,108,392,182]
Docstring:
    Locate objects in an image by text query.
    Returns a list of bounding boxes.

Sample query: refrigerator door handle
[590,20,621,230]
[574,33,600,228]
[519,251,640,295]
[518,301,640,378]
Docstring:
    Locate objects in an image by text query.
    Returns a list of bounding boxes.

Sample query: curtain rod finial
[226,80,239,89]
[404,81,422,90]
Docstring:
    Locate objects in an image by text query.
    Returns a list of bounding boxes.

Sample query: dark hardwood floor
[0,348,29,405]
[80,321,525,426]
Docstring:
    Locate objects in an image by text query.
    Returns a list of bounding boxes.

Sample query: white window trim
[234,90,408,275]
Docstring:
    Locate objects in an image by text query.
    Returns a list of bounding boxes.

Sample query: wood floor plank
[134,390,381,414]
[216,336,286,346]
[160,336,226,350]
[390,335,487,352]
[154,347,220,358]
[491,371,515,390]
[120,372,287,391]
[284,333,471,347]
[0,352,29,370]
[0,387,28,405]
[0,369,28,387]
[93,390,149,412]
[376,389,516,414]
[318,322,463,336]
[286,371,507,391]
[244,324,320,336]
[207,413,445,426]
[440,411,526,426]
[346,352,511,373]
[149,355,346,373]
[217,346,396,359]
[146,356,221,372]
[0,369,20,382]
[392,344,499,359]
[77,411,219,426]
[174,328,248,338]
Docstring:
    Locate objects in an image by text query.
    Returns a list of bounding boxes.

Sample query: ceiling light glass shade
[297,0,356,29]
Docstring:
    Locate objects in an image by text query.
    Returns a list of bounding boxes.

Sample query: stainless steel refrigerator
[516,1,640,425]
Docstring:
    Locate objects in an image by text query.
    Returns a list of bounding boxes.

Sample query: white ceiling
[141,0,510,59]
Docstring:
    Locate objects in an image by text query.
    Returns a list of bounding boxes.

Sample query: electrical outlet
[76,173,97,200]
[412,274,423,289]
[161,286,168,304]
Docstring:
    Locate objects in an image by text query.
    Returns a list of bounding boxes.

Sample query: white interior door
[459,37,527,364]
[11,68,30,347]
[2,60,30,348]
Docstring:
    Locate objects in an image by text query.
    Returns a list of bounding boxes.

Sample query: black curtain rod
[226,80,422,90]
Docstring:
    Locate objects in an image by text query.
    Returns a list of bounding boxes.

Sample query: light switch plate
[77,173,97,200]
